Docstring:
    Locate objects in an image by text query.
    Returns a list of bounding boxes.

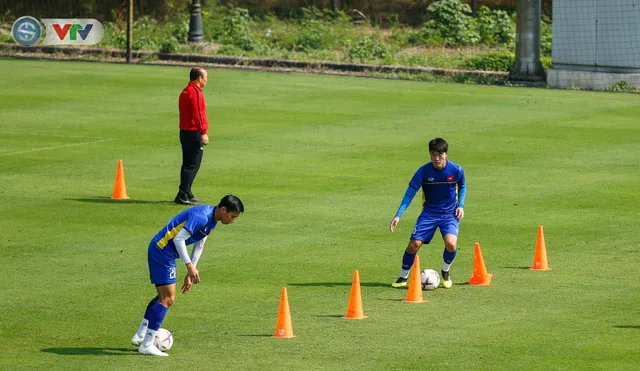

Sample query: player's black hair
[428,138,448,153]
[218,194,244,213]
[190,67,204,81]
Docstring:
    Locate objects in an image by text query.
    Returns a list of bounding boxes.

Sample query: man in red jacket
[175,67,209,205]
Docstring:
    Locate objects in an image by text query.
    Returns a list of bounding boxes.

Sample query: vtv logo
[42,19,104,45]
[52,23,94,41]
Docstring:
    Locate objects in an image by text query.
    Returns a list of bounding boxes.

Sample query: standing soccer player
[389,138,466,289]
[131,195,244,356]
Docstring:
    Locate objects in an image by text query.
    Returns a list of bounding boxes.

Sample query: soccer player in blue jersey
[131,194,244,356]
[389,138,466,289]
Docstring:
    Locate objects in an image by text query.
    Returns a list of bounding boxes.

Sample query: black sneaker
[189,196,202,203]
[391,277,408,288]
[174,196,194,205]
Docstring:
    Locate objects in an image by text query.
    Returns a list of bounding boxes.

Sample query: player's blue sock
[442,248,457,272]
[147,302,168,331]
[400,249,416,278]
[143,296,160,321]
[141,302,168,347]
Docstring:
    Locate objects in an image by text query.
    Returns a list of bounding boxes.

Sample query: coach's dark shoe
[174,196,194,205]
[391,277,408,288]
[189,196,203,203]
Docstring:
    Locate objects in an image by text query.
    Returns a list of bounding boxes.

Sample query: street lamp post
[188,0,204,43]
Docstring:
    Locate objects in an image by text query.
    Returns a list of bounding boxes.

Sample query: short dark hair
[190,67,204,81]
[428,138,448,153]
[218,194,244,213]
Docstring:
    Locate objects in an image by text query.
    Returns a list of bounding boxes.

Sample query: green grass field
[1,58,639,370]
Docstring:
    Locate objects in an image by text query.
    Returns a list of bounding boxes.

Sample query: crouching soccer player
[389,138,466,289]
[131,194,244,356]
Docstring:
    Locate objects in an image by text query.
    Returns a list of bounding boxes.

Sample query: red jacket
[179,82,208,134]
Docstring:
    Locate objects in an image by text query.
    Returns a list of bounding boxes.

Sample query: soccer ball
[154,328,173,351]
[420,269,440,290]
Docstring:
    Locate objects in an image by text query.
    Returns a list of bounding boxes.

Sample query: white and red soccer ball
[154,328,173,351]
[420,269,440,290]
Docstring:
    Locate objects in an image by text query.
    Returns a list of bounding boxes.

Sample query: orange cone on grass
[111,160,130,200]
[273,287,295,338]
[404,255,426,303]
[342,270,367,319]
[469,242,492,285]
[532,225,551,270]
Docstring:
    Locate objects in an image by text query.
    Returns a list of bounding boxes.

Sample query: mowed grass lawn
[0,58,639,370]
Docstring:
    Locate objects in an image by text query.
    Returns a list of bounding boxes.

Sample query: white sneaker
[138,344,168,357]
[131,334,144,346]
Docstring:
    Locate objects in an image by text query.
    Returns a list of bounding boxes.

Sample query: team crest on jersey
[447,176,454,181]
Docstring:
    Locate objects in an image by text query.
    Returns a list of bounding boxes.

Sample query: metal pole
[126,0,133,63]
[188,0,204,43]
[510,0,546,82]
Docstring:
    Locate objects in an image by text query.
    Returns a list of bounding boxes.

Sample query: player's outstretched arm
[456,168,466,221]
[390,217,400,232]
[391,185,419,232]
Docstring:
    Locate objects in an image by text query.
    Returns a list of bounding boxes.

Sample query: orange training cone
[532,225,551,270]
[342,270,367,319]
[273,287,295,338]
[111,160,130,200]
[469,242,492,285]
[404,255,426,303]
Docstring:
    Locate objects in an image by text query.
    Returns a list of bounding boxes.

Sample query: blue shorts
[410,213,459,244]
[148,242,177,285]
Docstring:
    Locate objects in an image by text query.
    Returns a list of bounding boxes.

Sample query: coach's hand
[455,207,464,220]
[201,133,209,146]
[390,217,400,232]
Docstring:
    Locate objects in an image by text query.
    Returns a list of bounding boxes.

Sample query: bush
[424,0,479,46]
[540,15,552,56]
[294,7,353,52]
[159,37,179,53]
[476,6,515,46]
[217,44,246,57]
[406,26,444,47]
[604,80,640,93]
[296,8,330,51]
[101,12,188,51]
[221,7,258,51]
[464,51,514,71]
[201,0,225,41]
[347,36,391,63]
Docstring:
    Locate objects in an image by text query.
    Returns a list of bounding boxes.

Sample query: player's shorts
[410,213,459,244]
[148,242,177,285]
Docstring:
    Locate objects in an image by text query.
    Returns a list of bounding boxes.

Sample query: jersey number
[169,267,176,279]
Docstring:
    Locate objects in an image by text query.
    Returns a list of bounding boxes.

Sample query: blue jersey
[149,205,218,261]
[408,160,466,215]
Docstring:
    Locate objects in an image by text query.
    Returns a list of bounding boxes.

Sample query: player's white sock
[141,328,157,347]
[135,319,149,338]
[442,262,451,272]
[400,269,410,279]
